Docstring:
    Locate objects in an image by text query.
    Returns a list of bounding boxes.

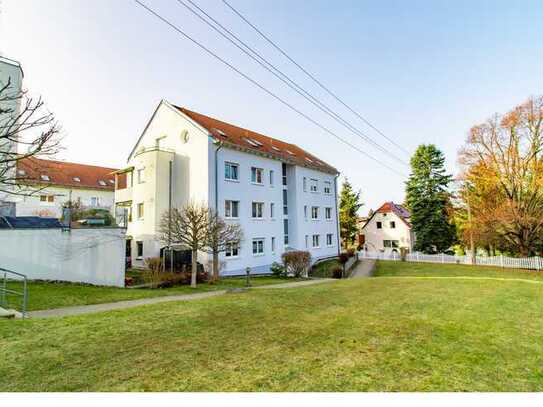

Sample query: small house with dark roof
[115,100,340,274]
[360,201,414,253]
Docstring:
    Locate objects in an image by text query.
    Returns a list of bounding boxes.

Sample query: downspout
[213,140,224,212]
[334,173,341,256]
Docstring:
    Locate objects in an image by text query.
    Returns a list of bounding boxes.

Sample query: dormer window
[40,175,50,181]
[17,169,26,176]
[245,138,262,148]
[214,129,227,137]
[98,180,107,186]
[73,177,81,182]
[109,180,115,184]
[271,146,281,152]
[286,150,295,156]
[305,157,313,163]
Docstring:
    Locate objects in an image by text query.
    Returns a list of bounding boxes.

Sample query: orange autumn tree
[458,96,543,256]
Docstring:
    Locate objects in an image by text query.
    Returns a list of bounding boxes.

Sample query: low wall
[0,228,125,287]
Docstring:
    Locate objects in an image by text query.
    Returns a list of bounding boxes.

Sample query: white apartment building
[0,56,24,214]
[360,201,414,253]
[14,157,117,218]
[115,100,340,275]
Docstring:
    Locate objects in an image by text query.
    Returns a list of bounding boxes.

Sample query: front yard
[3,261,543,391]
[3,275,296,311]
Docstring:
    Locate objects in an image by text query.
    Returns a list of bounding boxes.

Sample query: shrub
[144,257,163,288]
[331,265,343,279]
[270,262,286,277]
[282,250,311,278]
[339,252,349,264]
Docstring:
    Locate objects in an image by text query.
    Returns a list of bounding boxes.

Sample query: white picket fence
[359,250,543,271]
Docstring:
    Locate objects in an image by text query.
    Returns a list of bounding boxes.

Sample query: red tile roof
[363,201,411,229]
[17,157,117,191]
[176,106,338,174]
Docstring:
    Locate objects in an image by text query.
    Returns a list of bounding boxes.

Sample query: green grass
[2,276,294,311]
[3,261,543,391]
[311,258,341,278]
[375,260,543,281]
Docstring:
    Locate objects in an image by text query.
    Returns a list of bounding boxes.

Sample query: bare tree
[0,77,62,196]
[158,201,210,288]
[205,210,243,282]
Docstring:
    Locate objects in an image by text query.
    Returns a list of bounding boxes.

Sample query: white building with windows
[13,157,117,218]
[115,100,340,275]
[360,201,414,254]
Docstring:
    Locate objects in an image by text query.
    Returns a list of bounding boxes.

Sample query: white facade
[14,186,115,218]
[116,101,340,275]
[0,228,125,287]
[362,211,414,254]
[0,56,24,211]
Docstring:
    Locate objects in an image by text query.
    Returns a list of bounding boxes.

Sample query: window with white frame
[251,167,263,184]
[390,221,396,229]
[271,237,276,253]
[40,195,54,203]
[225,162,239,181]
[90,197,100,207]
[283,189,288,215]
[311,206,319,220]
[225,200,239,218]
[312,234,320,248]
[304,205,308,219]
[310,178,318,193]
[324,181,331,194]
[137,202,144,219]
[252,238,264,255]
[269,170,274,186]
[305,235,308,248]
[325,207,332,220]
[136,241,143,258]
[137,168,145,184]
[252,202,264,218]
[225,241,239,257]
[384,240,399,248]
[270,202,275,219]
[303,177,307,192]
[326,233,333,246]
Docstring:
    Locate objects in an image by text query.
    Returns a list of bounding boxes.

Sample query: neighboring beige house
[360,201,414,253]
[14,157,117,218]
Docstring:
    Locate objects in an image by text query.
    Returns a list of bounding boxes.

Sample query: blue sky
[3,0,543,213]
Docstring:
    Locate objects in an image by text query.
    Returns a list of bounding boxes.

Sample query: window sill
[251,218,265,221]
[224,256,240,260]
[252,253,265,257]
[224,178,240,183]
[251,182,264,186]
[312,246,321,249]
[225,217,240,220]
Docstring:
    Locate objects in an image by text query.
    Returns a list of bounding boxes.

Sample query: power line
[175,0,408,167]
[222,0,410,156]
[133,0,407,177]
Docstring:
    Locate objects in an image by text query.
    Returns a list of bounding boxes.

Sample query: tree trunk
[191,248,198,288]
[212,249,219,282]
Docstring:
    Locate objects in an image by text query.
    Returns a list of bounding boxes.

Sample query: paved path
[27,278,334,319]
[350,259,376,278]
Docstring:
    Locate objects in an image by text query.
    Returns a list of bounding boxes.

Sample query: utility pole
[465,193,476,265]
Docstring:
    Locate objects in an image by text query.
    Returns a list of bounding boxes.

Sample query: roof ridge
[22,156,118,171]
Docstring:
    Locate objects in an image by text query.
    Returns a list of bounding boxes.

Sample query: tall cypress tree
[339,178,363,248]
[405,144,455,253]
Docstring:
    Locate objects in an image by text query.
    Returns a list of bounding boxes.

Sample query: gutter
[334,173,341,256]
[213,139,224,213]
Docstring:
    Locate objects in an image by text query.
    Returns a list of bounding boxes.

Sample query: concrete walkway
[350,259,376,278]
[27,278,334,319]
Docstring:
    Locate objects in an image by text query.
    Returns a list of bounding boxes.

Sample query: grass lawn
[375,260,543,281]
[311,258,341,278]
[3,261,543,391]
[2,275,295,311]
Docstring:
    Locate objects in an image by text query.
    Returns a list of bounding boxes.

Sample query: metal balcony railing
[0,267,28,318]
